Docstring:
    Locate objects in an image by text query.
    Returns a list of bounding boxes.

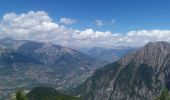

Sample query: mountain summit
[72,41,170,100]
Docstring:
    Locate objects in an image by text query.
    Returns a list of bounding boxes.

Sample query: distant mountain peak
[43,42,55,47]
[144,41,170,51]
[74,41,170,100]
[0,38,106,99]
[119,41,170,68]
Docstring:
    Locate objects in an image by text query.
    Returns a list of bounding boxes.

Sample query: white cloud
[0,11,114,47]
[95,19,116,27]
[60,17,77,25]
[95,20,104,26]
[0,11,170,48]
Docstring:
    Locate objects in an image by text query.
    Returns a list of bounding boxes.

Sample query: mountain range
[2,38,170,100]
[0,38,105,99]
[71,41,170,100]
[77,46,135,63]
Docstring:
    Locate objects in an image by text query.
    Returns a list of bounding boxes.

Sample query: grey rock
[72,41,170,100]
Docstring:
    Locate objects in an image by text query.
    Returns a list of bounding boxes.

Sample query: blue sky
[0,0,170,47]
[0,0,170,33]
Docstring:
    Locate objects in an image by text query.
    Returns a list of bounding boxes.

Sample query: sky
[0,0,170,47]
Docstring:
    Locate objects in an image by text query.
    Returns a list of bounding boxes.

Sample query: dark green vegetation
[155,87,170,100]
[13,86,170,100]
[26,86,80,100]
[14,90,28,100]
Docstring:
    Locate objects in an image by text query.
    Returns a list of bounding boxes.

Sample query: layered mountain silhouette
[78,46,135,63]
[72,41,170,100]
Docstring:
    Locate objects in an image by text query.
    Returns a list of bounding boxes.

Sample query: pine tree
[155,87,170,100]
[15,90,28,100]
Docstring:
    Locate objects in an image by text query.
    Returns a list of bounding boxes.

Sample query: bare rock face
[73,41,170,100]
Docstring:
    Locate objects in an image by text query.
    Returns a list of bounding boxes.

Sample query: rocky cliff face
[73,41,170,100]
